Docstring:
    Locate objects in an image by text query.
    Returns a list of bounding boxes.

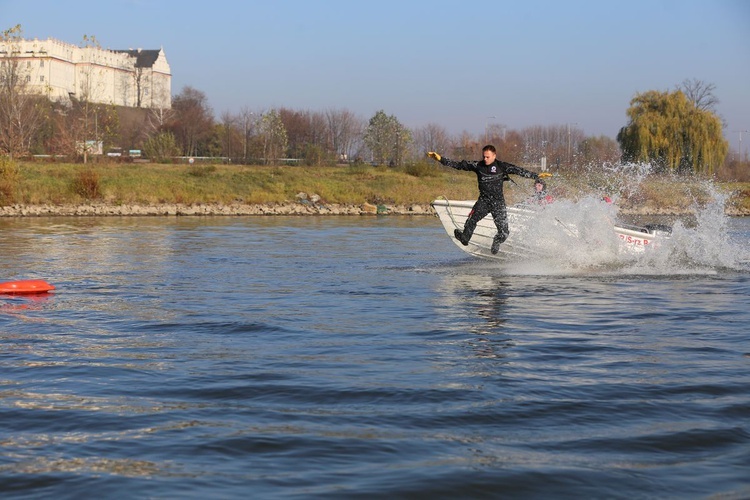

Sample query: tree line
[2,27,744,179]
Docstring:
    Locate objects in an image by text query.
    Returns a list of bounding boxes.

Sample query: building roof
[113,49,161,68]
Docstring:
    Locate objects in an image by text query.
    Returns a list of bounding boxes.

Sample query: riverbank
[0,201,432,217]
[3,161,749,217]
[1,201,747,217]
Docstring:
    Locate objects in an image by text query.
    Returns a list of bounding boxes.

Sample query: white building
[0,37,171,109]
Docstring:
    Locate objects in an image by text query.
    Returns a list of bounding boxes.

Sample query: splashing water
[632,188,746,274]
[504,162,750,275]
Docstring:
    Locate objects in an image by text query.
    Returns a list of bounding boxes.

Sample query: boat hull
[431,199,539,258]
[431,199,667,260]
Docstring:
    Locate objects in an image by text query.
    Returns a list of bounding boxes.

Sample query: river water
[1,212,749,498]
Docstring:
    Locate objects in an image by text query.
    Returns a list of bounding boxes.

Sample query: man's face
[483,150,496,165]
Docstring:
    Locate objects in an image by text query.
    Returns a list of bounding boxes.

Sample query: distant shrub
[403,162,438,178]
[143,132,179,162]
[347,163,370,175]
[187,165,217,177]
[0,157,21,205]
[71,169,101,199]
[303,144,325,166]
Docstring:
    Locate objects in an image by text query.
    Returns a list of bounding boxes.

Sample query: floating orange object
[0,279,55,294]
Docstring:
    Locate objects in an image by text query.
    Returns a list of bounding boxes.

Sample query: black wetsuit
[439,157,539,246]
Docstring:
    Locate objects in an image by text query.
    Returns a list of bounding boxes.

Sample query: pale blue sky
[3,0,749,145]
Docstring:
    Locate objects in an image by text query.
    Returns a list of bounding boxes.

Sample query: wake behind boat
[431,198,671,260]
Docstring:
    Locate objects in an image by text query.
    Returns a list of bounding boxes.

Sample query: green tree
[259,109,288,164]
[617,89,728,175]
[363,110,412,166]
[143,131,179,162]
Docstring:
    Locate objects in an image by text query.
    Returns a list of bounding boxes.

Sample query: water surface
[1,215,749,498]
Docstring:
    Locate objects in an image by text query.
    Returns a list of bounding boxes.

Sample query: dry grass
[0,157,21,204]
[6,160,749,212]
[12,161,480,206]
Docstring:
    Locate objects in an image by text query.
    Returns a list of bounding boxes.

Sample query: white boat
[431,198,671,260]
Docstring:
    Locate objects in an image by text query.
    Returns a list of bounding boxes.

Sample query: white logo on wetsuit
[491,166,496,173]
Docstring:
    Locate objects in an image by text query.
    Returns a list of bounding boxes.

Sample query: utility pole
[734,130,749,160]
[567,122,578,167]
[485,116,496,144]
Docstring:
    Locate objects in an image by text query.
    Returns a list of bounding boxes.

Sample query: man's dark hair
[482,144,496,153]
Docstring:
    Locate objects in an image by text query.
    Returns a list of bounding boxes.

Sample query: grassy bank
[2,160,749,214]
[1,161,483,206]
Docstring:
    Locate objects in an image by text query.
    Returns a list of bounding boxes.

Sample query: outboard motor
[643,224,673,236]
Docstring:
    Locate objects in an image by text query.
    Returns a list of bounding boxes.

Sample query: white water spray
[503,162,750,275]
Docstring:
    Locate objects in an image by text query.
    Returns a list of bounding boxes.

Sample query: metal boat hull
[431,199,668,260]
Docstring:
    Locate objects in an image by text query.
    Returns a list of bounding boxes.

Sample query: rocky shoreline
[0,201,747,217]
[0,201,432,217]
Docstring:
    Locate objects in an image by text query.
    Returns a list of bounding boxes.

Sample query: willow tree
[617,89,727,175]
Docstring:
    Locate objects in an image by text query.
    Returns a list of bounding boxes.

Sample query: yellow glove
[427,152,442,162]
[538,172,552,178]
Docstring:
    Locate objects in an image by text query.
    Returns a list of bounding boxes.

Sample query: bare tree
[678,78,719,111]
[0,24,47,158]
[325,108,362,162]
[145,71,174,134]
[500,129,526,166]
[578,135,621,166]
[219,110,241,160]
[146,105,174,134]
[308,110,329,162]
[237,106,258,163]
[167,86,214,156]
[67,34,110,163]
[514,124,586,169]
[413,123,451,158]
[279,107,312,159]
[450,130,481,160]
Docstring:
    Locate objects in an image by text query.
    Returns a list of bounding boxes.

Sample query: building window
[40,60,45,68]
[40,75,45,82]
[27,61,31,68]
[26,75,31,82]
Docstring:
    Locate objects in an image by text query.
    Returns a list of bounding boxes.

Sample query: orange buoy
[0,279,55,295]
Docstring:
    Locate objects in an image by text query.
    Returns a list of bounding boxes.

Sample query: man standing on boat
[427,145,540,254]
